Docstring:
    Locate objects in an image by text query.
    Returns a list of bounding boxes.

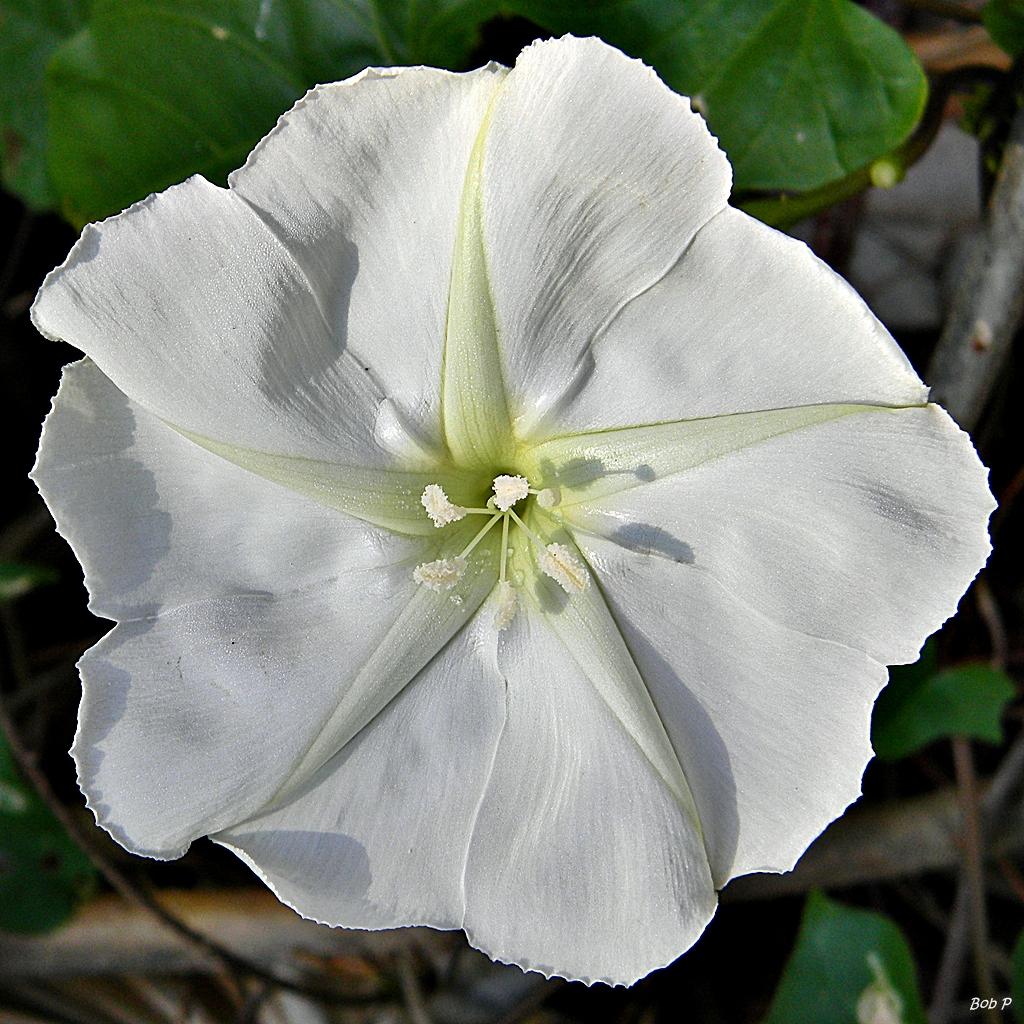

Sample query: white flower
[29,36,994,987]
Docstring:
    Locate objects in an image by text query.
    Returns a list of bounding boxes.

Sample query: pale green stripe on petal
[441,98,516,469]
[522,520,704,835]
[267,519,501,809]
[522,403,898,507]
[171,426,480,536]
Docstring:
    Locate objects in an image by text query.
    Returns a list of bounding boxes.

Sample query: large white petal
[461,604,716,986]
[33,65,506,462]
[32,178,385,464]
[479,36,732,435]
[564,405,994,883]
[229,64,506,453]
[214,614,506,932]
[542,205,929,437]
[32,362,495,857]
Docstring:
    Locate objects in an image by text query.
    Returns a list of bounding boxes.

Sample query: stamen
[421,484,466,528]
[462,513,502,558]
[507,508,590,595]
[492,474,529,512]
[494,580,518,631]
[499,514,510,582]
[412,557,466,591]
[540,543,589,594]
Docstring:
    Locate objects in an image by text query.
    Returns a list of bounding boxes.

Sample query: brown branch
[723,783,1024,900]
[0,890,450,980]
[0,671,387,1006]
[951,736,998,1024]
[898,0,983,23]
[926,83,1024,430]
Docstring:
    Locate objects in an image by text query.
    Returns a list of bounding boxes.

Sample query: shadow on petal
[39,374,172,613]
[608,523,694,565]
[222,829,373,914]
[616,622,740,886]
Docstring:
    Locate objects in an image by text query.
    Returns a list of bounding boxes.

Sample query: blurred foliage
[984,0,1024,56]
[762,891,927,1024]
[0,561,57,602]
[0,0,90,208]
[1,0,929,224]
[0,732,96,933]
[46,0,498,225]
[872,640,1015,760]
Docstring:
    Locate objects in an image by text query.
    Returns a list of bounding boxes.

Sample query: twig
[396,952,433,1024]
[489,979,565,1024]
[996,857,1024,903]
[0,890,448,979]
[725,783,1024,900]
[951,737,998,1024]
[897,0,983,22]
[974,579,1009,670]
[926,80,1024,430]
[0,673,386,1006]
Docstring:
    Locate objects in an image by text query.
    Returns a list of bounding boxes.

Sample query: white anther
[493,580,518,631]
[536,487,559,509]
[492,474,529,512]
[540,543,589,594]
[421,484,466,528]
[412,556,466,591]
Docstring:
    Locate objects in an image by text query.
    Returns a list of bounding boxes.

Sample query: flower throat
[412,474,589,631]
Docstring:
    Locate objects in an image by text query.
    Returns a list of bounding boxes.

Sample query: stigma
[491,474,529,511]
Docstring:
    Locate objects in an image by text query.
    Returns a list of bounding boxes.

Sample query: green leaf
[1013,929,1024,1023]
[0,561,58,602]
[0,734,96,933]
[872,658,1016,761]
[509,0,928,193]
[763,891,927,1024]
[0,0,89,208]
[46,0,499,225]
[984,0,1024,56]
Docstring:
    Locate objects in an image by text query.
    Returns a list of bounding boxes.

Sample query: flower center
[413,474,588,630]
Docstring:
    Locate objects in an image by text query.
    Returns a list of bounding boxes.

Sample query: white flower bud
[856,954,904,1024]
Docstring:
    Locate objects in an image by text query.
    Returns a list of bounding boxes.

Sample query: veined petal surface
[33,65,507,464]
[32,362,494,857]
[214,613,507,933]
[539,206,928,437]
[461,602,716,986]
[563,404,994,882]
[229,64,507,455]
[478,36,732,436]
